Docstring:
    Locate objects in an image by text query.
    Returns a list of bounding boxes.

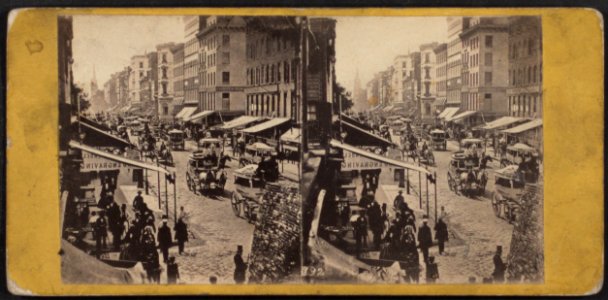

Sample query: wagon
[446,152,487,198]
[491,165,525,224]
[429,129,447,151]
[501,143,538,167]
[239,142,277,166]
[185,150,226,196]
[167,129,185,151]
[231,164,265,223]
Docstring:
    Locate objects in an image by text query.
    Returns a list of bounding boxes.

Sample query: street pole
[418,171,422,210]
[156,157,161,210]
[426,173,429,218]
[406,168,410,194]
[173,172,177,222]
[434,171,438,224]
[164,172,169,218]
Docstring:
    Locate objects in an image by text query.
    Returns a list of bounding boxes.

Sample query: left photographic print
[58,15,302,284]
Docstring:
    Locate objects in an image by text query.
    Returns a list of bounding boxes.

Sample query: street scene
[59,15,301,284]
[302,16,543,284]
[57,13,543,285]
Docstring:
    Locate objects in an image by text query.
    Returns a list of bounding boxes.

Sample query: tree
[71,83,91,113]
[332,81,353,114]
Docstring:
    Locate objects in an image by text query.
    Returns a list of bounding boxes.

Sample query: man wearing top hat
[492,245,507,282]
[417,216,433,264]
[234,245,248,284]
[157,216,172,263]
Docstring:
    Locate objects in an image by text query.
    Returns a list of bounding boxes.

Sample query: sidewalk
[116,185,164,214]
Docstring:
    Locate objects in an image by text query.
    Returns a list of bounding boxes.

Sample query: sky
[72,15,183,89]
[334,16,448,93]
[72,15,448,94]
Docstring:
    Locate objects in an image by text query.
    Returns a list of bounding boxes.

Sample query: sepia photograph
[57,13,543,285]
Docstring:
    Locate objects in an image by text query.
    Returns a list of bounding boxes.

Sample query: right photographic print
[301,15,543,284]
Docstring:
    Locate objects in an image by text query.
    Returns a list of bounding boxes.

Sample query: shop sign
[341,149,393,171]
[81,148,132,172]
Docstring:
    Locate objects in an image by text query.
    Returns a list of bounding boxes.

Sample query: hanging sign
[341,149,394,171]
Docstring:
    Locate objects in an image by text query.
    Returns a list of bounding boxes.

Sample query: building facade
[198,16,247,113]
[129,54,149,105]
[507,16,542,118]
[183,16,204,106]
[391,55,408,104]
[433,43,448,114]
[366,73,381,108]
[419,42,438,122]
[244,17,300,120]
[460,17,509,118]
[156,43,176,121]
[171,43,185,115]
[403,52,420,113]
[446,17,470,107]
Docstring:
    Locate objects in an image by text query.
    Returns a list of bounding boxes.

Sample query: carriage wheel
[231,193,241,217]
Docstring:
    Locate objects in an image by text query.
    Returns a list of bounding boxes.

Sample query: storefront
[501,119,543,151]
[240,117,292,147]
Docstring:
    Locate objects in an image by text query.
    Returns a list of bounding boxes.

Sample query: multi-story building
[391,55,409,104]
[171,43,185,116]
[117,67,130,106]
[183,16,204,106]
[460,17,509,123]
[145,51,158,115]
[433,43,448,114]
[244,17,300,120]
[507,16,542,118]
[446,17,470,107]
[403,52,420,113]
[156,43,176,121]
[198,16,247,115]
[352,70,368,112]
[419,42,438,122]
[128,54,149,106]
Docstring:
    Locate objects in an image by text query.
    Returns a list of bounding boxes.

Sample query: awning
[281,144,299,152]
[439,107,459,119]
[482,116,526,130]
[240,118,290,134]
[330,139,430,174]
[69,141,170,174]
[448,110,477,122]
[501,119,543,134]
[370,104,385,112]
[339,113,374,131]
[280,128,301,144]
[121,104,132,113]
[220,115,261,130]
[341,121,394,147]
[186,110,214,122]
[61,240,138,284]
[80,122,133,148]
[175,107,197,120]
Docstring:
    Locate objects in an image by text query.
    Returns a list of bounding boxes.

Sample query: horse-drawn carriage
[185,148,226,196]
[239,142,277,166]
[501,143,538,167]
[166,129,185,151]
[429,129,447,151]
[446,152,488,197]
[491,165,525,224]
[230,164,265,223]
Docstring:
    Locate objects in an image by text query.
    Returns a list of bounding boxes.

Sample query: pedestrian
[434,218,449,255]
[166,256,180,284]
[439,206,448,221]
[107,201,122,251]
[417,216,433,264]
[157,217,172,263]
[141,226,160,283]
[367,200,383,250]
[234,245,248,284]
[492,245,507,282]
[380,203,389,236]
[393,190,405,210]
[178,206,189,225]
[133,190,144,212]
[353,210,368,257]
[120,204,130,233]
[174,218,189,255]
[94,210,108,257]
[425,256,439,283]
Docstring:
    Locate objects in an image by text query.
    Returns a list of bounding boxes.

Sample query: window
[223,34,230,46]
[425,53,430,63]
[222,72,230,84]
[533,65,538,83]
[402,62,406,68]
[528,67,532,84]
[271,65,275,82]
[139,71,144,78]
[424,82,430,96]
[424,67,431,79]
[222,93,230,110]
[222,52,230,65]
[528,38,534,55]
[162,67,168,79]
[307,103,317,120]
[284,61,290,83]
[139,62,143,68]
[485,53,492,66]
[161,83,167,94]
[485,72,492,85]
[485,93,491,100]
[163,105,169,115]
[485,36,493,48]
